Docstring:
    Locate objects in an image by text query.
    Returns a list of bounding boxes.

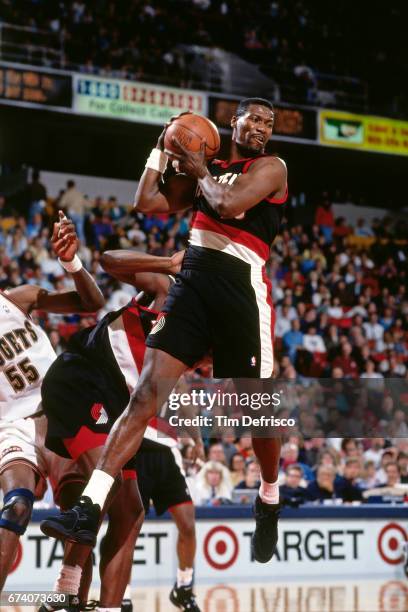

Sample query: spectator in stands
[275,304,292,338]
[397,452,408,484]
[387,409,408,437]
[332,342,359,378]
[27,170,47,222]
[181,444,199,478]
[48,329,66,355]
[376,449,398,483]
[360,359,384,384]
[207,442,227,466]
[234,460,261,491]
[338,458,364,500]
[358,460,382,489]
[280,442,314,481]
[363,313,385,350]
[306,465,363,502]
[302,324,326,354]
[234,431,254,460]
[283,318,304,363]
[193,461,233,506]
[381,462,401,487]
[364,438,386,468]
[341,439,362,460]
[355,218,374,238]
[280,464,308,507]
[229,453,246,487]
[59,180,89,242]
[221,428,238,465]
[315,196,334,243]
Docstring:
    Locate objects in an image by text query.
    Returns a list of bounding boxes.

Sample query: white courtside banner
[5,518,408,588]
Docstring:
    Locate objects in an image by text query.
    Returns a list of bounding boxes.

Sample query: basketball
[164,113,221,159]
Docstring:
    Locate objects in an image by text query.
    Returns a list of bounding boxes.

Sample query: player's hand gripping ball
[164,113,220,160]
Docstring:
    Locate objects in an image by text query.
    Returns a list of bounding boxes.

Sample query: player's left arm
[169,138,287,219]
[7,213,105,314]
[100,249,184,284]
[100,249,186,311]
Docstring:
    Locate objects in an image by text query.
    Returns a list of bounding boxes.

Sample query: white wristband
[58,254,83,273]
[145,148,168,173]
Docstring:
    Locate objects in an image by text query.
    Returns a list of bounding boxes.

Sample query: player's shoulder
[248,154,287,174]
[3,284,44,314]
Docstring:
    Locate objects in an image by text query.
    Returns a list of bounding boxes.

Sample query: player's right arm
[134,119,197,214]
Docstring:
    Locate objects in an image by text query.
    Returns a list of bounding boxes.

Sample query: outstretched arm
[7,213,105,314]
[100,249,183,295]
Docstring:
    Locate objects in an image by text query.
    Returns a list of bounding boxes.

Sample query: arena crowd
[1,0,406,115]
[0,172,407,508]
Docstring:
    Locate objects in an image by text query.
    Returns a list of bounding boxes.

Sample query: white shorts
[0,413,48,499]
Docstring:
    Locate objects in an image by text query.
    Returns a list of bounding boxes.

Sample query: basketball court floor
[3,578,407,612]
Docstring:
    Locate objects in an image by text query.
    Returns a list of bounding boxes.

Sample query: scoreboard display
[0,66,71,108]
[209,97,317,141]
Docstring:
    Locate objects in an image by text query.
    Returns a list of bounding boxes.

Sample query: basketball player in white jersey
[41,249,203,612]
[0,212,105,589]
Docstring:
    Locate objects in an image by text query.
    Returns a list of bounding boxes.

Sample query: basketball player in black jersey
[41,98,287,565]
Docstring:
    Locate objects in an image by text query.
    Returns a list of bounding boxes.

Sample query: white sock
[54,564,82,595]
[97,608,121,612]
[124,584,131,599]
[259,476,279,505]
[82,469,115,509]
[177,567,194,587]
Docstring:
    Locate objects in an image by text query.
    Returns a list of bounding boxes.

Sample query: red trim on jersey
[122,307,147,373]
[265,185,288,205]
[168,500,194,512]
[241,155,270,174]
[217,156,267,169]
[122,469,137,481]
[138,304,159,316]
[192,211,270,261]
[63,427,108,459]
[148,416,178,441]
[241,157,288,205]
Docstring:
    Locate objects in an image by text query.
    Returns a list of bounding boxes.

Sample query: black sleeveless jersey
[189,155,287,267]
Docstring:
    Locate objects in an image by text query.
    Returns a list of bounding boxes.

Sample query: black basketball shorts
[134,439,192,515]
[41,352,128,459]
[146,246,275,378]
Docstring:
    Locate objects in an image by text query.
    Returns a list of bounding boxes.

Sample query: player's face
[232,104,274,154]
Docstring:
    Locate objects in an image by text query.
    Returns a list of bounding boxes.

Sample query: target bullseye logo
[378,523,408,565]
[204,526,239,570]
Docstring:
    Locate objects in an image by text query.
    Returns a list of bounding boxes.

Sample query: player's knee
[0,488,34,535]
[176,514,196,540]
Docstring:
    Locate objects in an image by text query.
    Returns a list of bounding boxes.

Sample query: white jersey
[0,292,57,421]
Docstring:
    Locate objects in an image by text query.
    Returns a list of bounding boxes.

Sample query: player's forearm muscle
[101,250,174,276]
[135,169,196,214]
[198,158,286,219]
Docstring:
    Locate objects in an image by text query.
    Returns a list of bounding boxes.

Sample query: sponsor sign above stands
[209,95,317,143]
[320,109,408,156]
[73,74,207,125]
[0,63,72,110]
